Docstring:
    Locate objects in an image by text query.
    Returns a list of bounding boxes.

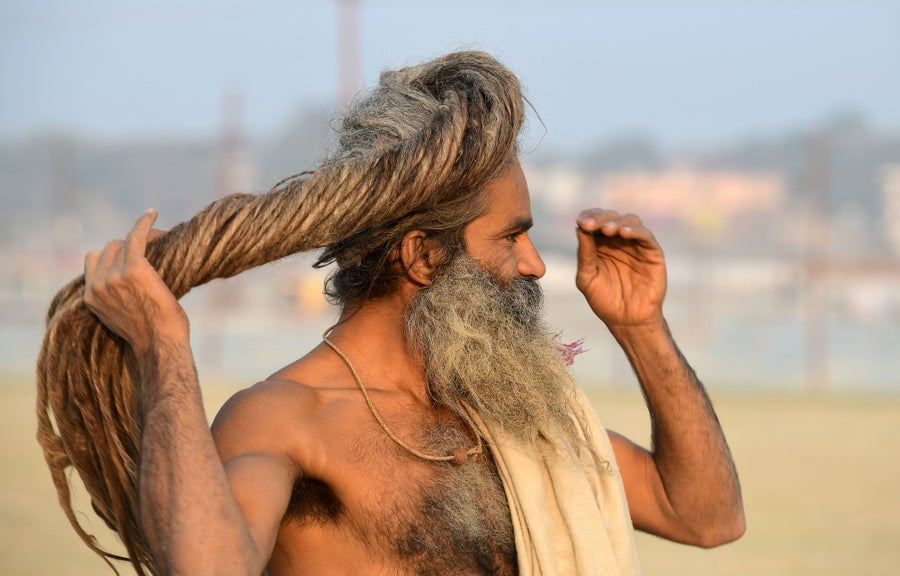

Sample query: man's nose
[517,237,546,280]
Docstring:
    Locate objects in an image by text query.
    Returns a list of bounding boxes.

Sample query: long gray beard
[405,255,580,447]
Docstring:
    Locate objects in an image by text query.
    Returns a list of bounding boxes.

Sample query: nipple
[451,447,470,465]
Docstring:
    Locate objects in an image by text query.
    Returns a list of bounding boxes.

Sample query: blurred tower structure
[215,92,247,198]
[337,0,363,112]
[202,91,247,377]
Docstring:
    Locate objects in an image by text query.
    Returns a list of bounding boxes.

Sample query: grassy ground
[4,377,899,575]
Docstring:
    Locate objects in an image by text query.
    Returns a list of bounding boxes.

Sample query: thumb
[575,226,597,273]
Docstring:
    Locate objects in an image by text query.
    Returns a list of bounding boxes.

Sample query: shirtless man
[81,53,744,575]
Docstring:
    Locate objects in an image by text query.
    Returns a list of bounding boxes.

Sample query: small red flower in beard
[553,334,586,366]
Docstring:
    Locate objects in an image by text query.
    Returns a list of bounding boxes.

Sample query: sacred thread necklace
[323,328,483,465]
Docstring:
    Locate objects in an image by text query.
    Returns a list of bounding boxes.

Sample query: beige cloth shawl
[467,387,642,576]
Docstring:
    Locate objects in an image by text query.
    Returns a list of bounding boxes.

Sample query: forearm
[611,317,744,545]
[137,341,261,575]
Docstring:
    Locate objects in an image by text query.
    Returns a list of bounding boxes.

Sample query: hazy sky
[2,0,898,151]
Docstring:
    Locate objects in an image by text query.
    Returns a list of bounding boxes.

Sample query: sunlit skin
[461,161,546,282]
[82,159,744,575]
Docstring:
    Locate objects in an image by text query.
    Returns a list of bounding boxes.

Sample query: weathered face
[463,159,546,284]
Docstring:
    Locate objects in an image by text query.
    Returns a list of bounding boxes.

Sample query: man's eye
[506,233,521,243]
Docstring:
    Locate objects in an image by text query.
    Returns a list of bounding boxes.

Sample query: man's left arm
[574,209,745,548]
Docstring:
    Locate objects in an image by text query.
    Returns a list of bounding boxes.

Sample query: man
[76,52,743,575]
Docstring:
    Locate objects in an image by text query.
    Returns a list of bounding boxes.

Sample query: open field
[3,377,899,575]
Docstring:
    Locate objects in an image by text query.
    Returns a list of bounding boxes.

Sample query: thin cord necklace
[322,327,483,465]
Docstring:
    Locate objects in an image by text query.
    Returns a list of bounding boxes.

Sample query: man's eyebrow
[503,216,534,234]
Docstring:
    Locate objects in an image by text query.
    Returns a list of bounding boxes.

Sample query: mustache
[443,261,544,327]
[499,276,543,325]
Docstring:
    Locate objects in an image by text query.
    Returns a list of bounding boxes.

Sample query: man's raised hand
[574,209,667,329]
[83,209,187,356]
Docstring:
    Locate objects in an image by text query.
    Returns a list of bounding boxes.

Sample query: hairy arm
[606,320,744,546]
[574,209,745,547]
[84,210,294,574]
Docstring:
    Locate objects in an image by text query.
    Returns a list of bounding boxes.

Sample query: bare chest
[281,422,517,575]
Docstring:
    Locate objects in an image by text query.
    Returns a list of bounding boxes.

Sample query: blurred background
[1,1,898,574]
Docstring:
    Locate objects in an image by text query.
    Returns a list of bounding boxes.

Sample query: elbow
[641,505,747,549]
[692,511,746,549]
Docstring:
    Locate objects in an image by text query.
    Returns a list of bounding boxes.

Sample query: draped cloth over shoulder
[467,387,642,576]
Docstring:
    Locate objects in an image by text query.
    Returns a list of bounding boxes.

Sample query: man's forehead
[479,160,531,219]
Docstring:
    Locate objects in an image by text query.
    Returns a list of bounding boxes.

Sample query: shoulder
[214,377,320,423]
[210,380,313,466]
[213,344,352,434]
[210,350,366,475]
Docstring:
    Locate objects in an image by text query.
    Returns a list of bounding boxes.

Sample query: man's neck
[327,291,430,405]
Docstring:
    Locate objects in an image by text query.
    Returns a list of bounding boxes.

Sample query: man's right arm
[136,341,296,575]
[84,210,294,574]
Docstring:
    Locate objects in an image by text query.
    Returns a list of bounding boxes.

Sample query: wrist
[130,309,190,359]
[606,313,668,343]
[132,324,197,407]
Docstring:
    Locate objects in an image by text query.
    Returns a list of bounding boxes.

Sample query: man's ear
[399,230,440,286]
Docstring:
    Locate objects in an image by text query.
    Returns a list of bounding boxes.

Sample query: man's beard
[405,254,580,448]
